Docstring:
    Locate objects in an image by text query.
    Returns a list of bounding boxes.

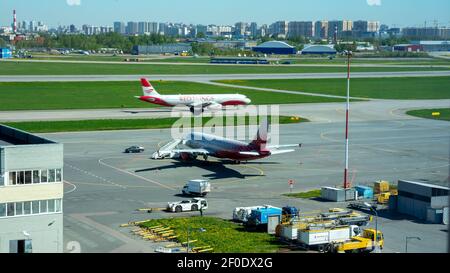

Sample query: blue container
[355,186,374,199]
[247,207,282,226]
[0,48,12,59]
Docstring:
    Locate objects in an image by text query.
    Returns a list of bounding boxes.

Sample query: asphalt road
[1,71,450,82]
[36,104,450,253]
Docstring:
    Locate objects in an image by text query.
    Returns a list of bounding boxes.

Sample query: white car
[166,198,208,213]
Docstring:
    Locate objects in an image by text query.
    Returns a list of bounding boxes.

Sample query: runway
[3,59,450,68]
[1,70,450,82]
[1,99,449,123]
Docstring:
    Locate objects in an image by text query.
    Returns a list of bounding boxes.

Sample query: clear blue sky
[1,0,449,28]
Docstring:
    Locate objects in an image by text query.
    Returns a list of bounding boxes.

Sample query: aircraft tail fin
[141,78,160,97]
[249,117,269,151]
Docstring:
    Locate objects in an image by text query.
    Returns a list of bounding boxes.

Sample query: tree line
[13,32,176,53]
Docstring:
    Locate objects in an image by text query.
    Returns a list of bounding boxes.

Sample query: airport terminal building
[0,125,64,253]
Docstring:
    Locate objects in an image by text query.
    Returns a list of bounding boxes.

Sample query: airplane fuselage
[184,132,269,161]
[139,94,251,108]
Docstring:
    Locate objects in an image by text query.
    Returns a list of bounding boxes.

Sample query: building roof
[0,139,14,146]
[399,180,450,190]
[254,41,294,49]
[414,40,450,45]
[0,125,56,147]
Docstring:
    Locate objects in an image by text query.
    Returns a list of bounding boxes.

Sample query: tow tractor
[166,198,208,213]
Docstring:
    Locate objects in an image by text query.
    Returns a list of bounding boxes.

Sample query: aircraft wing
[267,144,302,149]
[239,151,261,156]
[269,149,296,155]
[239,149,296,156]
[188,101,214,108]
[171,149,210,155]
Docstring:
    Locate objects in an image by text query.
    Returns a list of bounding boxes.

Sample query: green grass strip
[1,61,449,75]
[406,108,450,121]
[283,189,322,199]
[2,115,307,133]
[217,77,450,100]
[0,81,345,111]
[139,217,283,253]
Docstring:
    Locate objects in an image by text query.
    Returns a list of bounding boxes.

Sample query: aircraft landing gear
[190,107,205,114]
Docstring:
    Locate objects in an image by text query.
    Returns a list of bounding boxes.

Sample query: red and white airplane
[152,118,302,163]
[136,78,252,113]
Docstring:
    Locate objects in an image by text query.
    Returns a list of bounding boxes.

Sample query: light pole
[343,50,352,189]
[405,236,421,253]
[186,226,206,253]
[364,202,379,252]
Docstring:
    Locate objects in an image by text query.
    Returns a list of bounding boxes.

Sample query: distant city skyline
[1,0,449,28]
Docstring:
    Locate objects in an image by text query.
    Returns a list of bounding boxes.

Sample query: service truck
[297,225,361,253]
[334,229,384,253]
[233,206,272,223]
[182,180,211,196]
[246,206,283,226]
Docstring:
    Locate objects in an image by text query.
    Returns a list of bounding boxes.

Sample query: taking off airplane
[137,78,252,113]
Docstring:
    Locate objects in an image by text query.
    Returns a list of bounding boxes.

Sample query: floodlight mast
[344,50,352,189]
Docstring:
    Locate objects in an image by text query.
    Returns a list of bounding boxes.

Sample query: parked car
[125,146,145,153]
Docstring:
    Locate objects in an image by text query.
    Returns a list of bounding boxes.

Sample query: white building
[0,125,64,253]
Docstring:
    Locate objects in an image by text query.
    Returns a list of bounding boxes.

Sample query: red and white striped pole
[344,50,352,189]
[13,10,17,33]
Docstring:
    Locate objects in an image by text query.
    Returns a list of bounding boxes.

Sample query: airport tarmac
[39,110,450,253]
[1,70,450,82]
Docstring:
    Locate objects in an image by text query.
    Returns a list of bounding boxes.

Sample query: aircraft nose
[245,98,252,104]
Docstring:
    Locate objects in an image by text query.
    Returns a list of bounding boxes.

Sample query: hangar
[301,44,337,55]
[252,41,296,55]
[390,180,449,224]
